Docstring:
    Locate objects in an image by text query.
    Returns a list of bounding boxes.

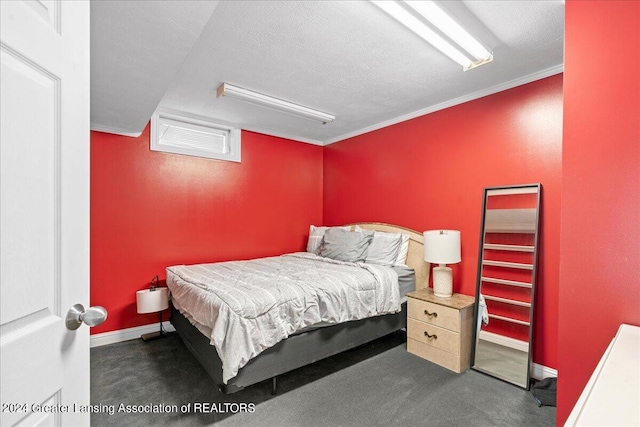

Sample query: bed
[168,222,429,393]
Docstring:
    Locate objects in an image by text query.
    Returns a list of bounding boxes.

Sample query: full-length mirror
[471,184,541,389]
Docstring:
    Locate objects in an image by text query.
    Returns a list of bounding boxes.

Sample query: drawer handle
[424,331,438,340]
[424,309,437,318]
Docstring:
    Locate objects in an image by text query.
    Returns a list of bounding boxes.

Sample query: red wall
[324,75,563,369]
[558,1,640,424]
[90,125,323,334]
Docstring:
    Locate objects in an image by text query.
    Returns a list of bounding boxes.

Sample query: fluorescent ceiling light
[406,1,492,62]
[372,0,492,71]
[371,1,472,68]
[216,83,335,124]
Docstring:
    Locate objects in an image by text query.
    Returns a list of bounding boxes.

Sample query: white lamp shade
[136,287,169,314]
[423,230,461,265]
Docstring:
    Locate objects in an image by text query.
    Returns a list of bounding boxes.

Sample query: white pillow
[355,225,409,266]
[395,233,410,266]
[306,225,350,254]
[369,231,403,266]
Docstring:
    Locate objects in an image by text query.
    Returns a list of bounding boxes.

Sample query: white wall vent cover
[151,109,241,162]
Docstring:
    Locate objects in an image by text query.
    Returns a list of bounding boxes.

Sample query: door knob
[65,304,107,330]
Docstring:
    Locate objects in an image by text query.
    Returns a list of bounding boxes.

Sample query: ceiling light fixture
[372,0,492,71]
[216,83,335,124]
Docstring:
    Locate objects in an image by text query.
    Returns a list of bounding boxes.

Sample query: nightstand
[406,288,475,373]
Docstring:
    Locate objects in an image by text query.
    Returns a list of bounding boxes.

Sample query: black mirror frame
[470,183,542,390]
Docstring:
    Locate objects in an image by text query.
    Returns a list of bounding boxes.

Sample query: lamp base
[141,330,168,342]
[433,266,453,298]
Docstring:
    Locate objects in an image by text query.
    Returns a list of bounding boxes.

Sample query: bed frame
[170,222,429,393]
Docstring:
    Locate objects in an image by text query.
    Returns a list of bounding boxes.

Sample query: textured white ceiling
[90,0,220,135]
[90,0,564,144]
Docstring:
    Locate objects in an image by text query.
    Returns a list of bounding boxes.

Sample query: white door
[1,1,91,426]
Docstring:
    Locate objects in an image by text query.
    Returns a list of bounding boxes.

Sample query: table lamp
[423,230,461,298]
[136,275,169,341]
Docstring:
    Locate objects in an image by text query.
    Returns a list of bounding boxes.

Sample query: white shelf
[483,294,531,308]
[488,313,530,326]
[482,260,533,270]
[484,243,535,252]
[481,277,532,288]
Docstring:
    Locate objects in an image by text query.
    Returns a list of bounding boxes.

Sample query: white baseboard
[532,363,558,380]
[479,330,530,352]
[90,321,176,348]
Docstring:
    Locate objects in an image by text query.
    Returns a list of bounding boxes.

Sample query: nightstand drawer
[408,338,465,373]
[407,318,459,355]
[407,298,460,332]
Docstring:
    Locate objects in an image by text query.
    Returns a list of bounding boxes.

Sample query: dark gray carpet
[90,332,555,426]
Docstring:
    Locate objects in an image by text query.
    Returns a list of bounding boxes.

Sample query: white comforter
[166,252,400,383]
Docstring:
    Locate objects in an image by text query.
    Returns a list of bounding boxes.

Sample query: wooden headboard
[349,222,430,290]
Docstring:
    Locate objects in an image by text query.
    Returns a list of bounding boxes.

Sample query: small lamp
[136,275,169,341]
[423,230,461,298]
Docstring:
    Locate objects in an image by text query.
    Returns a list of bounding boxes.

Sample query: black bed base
[170,302,407,393]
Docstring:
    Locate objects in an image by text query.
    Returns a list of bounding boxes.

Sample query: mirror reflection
[472,184,541,389]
